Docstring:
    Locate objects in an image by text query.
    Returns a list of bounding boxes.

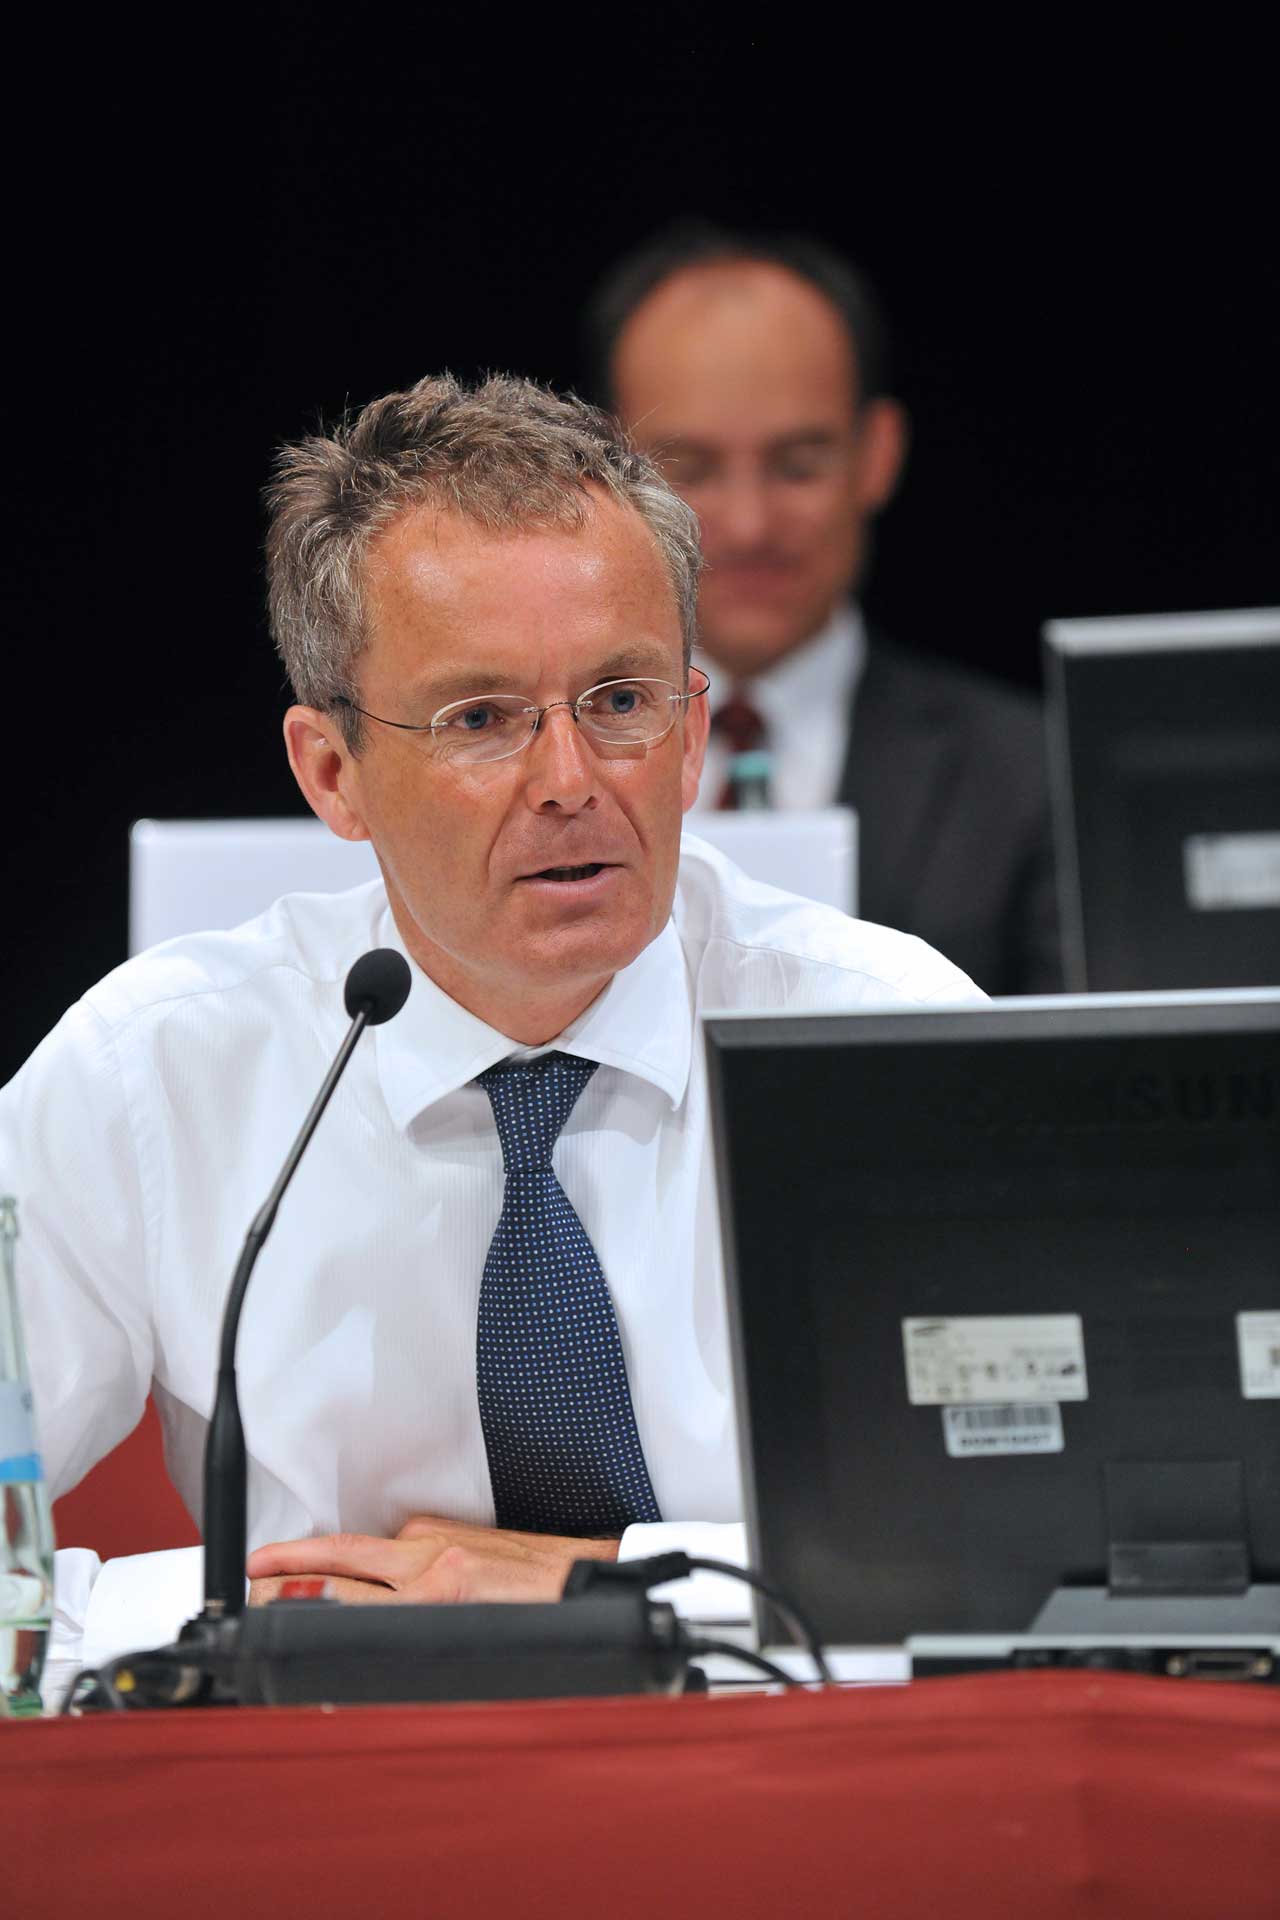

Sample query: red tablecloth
[6,1671,1278,1917]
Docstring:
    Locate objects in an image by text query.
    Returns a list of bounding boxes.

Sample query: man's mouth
[522,863,608,883]
[711,554,799,578]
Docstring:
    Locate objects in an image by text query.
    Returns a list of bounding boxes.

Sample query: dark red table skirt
[6,1671,1278,1917]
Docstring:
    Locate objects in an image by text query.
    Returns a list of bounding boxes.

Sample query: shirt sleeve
[618,1519,750,1621]
[1,998,156,1501]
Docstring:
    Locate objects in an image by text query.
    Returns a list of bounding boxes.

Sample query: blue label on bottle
[0,1451,44,1484]
[0,1381,39,1464]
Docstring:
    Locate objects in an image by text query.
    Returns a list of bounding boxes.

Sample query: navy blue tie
[475,1052,662,1536]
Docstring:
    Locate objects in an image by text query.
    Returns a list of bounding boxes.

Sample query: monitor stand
[907,1586,1280,1681]
[1030,1584,1280,1636]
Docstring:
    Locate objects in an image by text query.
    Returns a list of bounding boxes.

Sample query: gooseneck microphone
[199,948,412,1621]
[70,937,825,1712]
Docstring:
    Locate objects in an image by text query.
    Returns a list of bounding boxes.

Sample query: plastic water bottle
[1,1197,55,1717]
[727,748,774,811]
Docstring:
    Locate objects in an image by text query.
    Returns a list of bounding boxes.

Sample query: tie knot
[477,1051,599,1172]
[711,691,767,755]
[712,690,772,809]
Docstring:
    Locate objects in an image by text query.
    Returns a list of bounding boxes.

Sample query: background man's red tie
[712,693,771,809]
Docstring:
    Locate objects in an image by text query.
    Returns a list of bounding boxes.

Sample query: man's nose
[521,703,601,812]
[712,472,772,550]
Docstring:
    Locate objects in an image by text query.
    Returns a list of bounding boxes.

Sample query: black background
[8,18,1276,1086]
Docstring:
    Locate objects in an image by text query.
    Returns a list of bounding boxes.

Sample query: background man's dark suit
[842,634,1062,996]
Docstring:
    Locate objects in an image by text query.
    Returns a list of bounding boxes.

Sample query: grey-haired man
[3,374,978,1664]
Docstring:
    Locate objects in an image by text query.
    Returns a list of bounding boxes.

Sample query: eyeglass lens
[431,678,693,763]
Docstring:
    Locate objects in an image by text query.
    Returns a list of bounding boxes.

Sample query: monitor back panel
[708,998,1280,1645]
[1043,614,1280,992]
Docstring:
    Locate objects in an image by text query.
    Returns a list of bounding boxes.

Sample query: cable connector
[563,1551,833,1686]
[563,1552,692,1596]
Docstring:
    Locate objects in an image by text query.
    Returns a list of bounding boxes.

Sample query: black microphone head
[344,948,412,1026]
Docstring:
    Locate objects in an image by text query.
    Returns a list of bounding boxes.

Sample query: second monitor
[1042,607,1280,993]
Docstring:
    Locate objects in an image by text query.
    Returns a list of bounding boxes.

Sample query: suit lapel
[840,636,963,929]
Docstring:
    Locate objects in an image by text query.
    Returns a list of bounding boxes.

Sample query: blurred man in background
[587,224,1062,995]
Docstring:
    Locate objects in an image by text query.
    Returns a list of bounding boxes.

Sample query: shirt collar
[703,601,865,724]
[372,899,692,1129]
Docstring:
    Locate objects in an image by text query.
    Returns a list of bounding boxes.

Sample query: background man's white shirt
[3,837,978,1671]
[688,606,865,812]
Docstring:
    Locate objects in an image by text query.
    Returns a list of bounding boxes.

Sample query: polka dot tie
[475,1052,662,1536]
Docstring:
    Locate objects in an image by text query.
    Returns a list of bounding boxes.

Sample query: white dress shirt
[2,835,977,1670]
[689,605,866,813]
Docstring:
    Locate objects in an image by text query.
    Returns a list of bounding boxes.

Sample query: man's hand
[246,1514,620,1607]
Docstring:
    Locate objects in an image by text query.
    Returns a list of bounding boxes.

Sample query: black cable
[637,1551,836,1689]
[683,1556,832,1686]
[681,1637,798,1688]
[564,1550,834,1687]
[687,1559,836,1681]
[58,1668,100,1715]
[58,1663,129,1714]
[60,1646,205,1714]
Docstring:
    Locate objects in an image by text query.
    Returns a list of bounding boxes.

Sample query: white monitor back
[129,809,858,954]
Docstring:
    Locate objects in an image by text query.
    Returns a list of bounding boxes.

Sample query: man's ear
[283,706,372,843]
[680,673,711,815]
[853,398,910,514]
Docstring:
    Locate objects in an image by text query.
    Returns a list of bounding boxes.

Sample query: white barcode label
[1184,832,1280,910]
[943,1402,1065,1457]
[903,1315,1087,1405]
[1237,1312,1280,1399]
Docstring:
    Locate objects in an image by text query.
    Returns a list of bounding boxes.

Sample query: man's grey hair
[266,371,703,749]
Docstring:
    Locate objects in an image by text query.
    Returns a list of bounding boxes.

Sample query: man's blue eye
[459,706,499,730]
[607,687,641,714]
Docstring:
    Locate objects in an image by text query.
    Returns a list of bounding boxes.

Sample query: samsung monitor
[706,992,1280,1651]
[1043,608,1280,992]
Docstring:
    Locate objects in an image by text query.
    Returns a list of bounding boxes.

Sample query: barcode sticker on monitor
[1184,832,1280,910]
[942,1402,1064,1457]
[1236,1312,1280,1399]
[903,1315,1087,1405]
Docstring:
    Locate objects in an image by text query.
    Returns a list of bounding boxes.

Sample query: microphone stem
[202,1005,370,1618]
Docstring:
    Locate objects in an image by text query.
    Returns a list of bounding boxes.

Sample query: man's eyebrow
[650,436,718,463]
[397,666,530,709]
[653,427,844,460]
[395,647,676,710]
[590,645,677,680]
[764,428,844,454]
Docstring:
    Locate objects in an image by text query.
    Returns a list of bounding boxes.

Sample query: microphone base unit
[76,1587,689,1711]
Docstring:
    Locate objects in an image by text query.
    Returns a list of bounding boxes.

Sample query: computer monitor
[705,993,1280,1648]
[1043,609,1280,992]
